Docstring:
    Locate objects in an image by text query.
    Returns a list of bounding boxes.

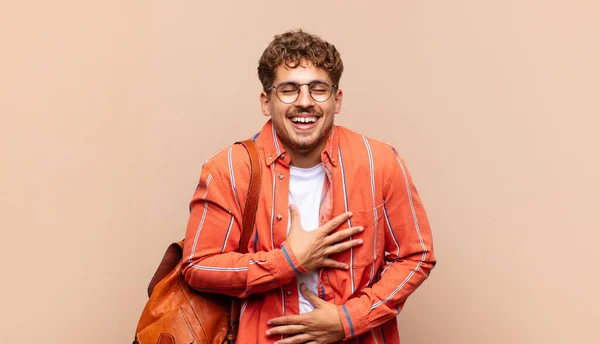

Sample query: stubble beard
[277,108,333,155]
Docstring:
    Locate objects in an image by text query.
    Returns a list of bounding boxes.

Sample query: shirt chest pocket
[329,204,385,269]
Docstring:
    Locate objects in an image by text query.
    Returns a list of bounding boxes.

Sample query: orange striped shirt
[182,120,436,343]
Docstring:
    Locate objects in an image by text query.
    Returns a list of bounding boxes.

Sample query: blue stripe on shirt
[341,305,355,337]
[281,245,301,275]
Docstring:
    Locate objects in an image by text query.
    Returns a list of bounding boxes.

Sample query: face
[260,60,343,159]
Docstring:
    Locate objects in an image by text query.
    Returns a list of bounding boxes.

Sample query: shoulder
[336,126,399,166]
[201,141,254,176]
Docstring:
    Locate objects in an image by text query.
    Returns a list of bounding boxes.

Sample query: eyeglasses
[266,80,337,104]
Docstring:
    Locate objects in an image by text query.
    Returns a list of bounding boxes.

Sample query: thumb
[300,283,322,308]
[289,204,301,231]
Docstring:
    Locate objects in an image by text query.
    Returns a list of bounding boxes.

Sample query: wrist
[277,241,308,276]
[285,240,311,270]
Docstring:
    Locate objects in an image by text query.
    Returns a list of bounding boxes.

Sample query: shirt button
[286,290,292,296]
[276,214,283,221]
[281,153,286,159]
[278,174,284,179]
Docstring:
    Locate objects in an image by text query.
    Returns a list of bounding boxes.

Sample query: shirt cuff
[336,298,370,340]
[268,241,308,282]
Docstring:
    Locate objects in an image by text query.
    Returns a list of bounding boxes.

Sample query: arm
[336,150,437,339]
[181,158,306,298]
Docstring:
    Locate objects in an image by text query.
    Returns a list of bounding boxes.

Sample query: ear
[334,88,343,114]
[260,91,271,117]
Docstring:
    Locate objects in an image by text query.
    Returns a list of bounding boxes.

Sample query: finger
[266,324,306,336]
[274,333,312,344]
[321,211,353,234]
[325,226,363,244]
[324,239,363,256]
[268,315,306,326]
[322,258,349,270]
[300,283,323,308]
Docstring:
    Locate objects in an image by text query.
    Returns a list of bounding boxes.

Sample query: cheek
[321,103,337,116]
[272,104,292,117]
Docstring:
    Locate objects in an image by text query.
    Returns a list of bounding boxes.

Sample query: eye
[309,82,330,94]
[278,83,299,94]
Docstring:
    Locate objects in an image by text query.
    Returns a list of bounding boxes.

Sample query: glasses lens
[276,83,300,103]
[309,81,332,102]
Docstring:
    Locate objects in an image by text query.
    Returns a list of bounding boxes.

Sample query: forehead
[273,60,332,84]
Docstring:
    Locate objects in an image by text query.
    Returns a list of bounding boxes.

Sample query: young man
[182,30,436,344]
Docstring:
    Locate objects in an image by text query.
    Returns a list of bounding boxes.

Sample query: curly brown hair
[257,29,344,91]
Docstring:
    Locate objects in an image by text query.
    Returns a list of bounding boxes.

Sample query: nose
[295,84,315,108]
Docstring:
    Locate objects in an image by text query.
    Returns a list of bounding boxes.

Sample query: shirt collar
[259,119,339,167]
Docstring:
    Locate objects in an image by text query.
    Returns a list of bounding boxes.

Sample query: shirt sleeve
[336,149,436,339]
[181,158,307,298]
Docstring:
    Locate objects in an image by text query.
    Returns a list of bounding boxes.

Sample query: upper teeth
[291,117,317,123]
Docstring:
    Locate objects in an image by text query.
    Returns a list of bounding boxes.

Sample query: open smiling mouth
[288,116,320,130]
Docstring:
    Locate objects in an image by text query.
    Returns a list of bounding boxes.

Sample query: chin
[291,137,325,152]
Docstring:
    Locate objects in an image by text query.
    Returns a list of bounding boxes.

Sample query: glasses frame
[266,80,338,104]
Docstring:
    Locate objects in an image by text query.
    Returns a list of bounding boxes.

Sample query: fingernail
[266,331,271,335]
[300,283,307,290]
[358,239,363,244]
[344,264,349,269]
[348,212,353,217]
[358,226,364,232]
[267,320,272,325]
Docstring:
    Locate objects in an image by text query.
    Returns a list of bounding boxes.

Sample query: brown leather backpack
[134,139,261,344]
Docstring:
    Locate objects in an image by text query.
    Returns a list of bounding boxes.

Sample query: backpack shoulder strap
[236,139,262,254]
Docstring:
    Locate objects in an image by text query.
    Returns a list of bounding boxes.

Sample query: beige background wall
[1,1,598,343]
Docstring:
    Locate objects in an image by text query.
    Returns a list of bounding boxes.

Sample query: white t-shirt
[287,164,325,314]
